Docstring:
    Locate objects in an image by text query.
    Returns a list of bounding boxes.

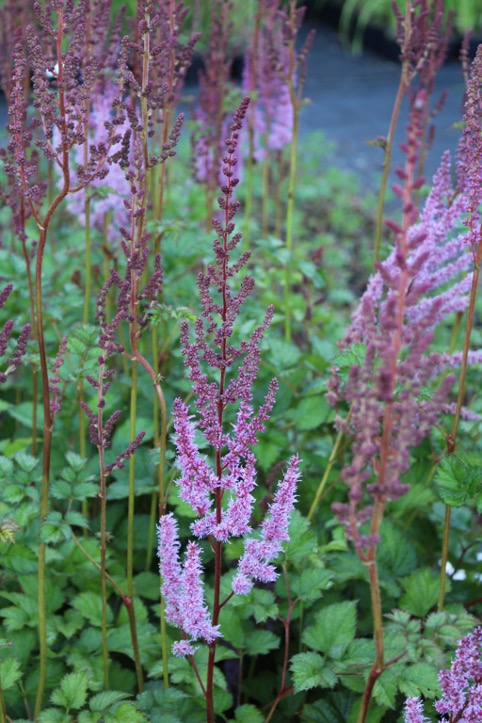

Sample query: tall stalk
[438,254,482,610]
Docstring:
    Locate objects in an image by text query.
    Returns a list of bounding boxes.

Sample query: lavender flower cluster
[405,627,482,722]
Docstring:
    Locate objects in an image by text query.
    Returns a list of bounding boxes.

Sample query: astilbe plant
[328,87,482,722]
[158,98,300,723]
[404,627,482,722]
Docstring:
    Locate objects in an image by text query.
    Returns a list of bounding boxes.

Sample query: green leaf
[78,712,101,723]
[0,656,22,690]
[302,601,357,657]
[0,455,14,477]
[399,662,439,699]
[377,521,417,579]
[14,450,39,473]
[242,588,278,623]
[219,608,245,650]
[266,338,301,370]
[64,511,90,529]
[50,480,72,500]
[289,396,330,430]
[51,672,88,710]
[134,571,161,601]
[285,511,318,563]
[38,709,72,723]
[89,691,131,712]
[373,665,400,709]
[72,591,114,627]
[72,482,99,500]
[104,703,146,722]
[400,569,443,618]
[290,652,338,692]
[9,404,44,430]
[234,704,263,722]
[434,454,482,507]
[290,567,334,602]
[65,451,88,472]
[245,630,280,656]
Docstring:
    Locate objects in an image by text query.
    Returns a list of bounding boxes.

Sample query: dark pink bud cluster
[329,87,479,554]
[191,0,235,188]
[0,285,31,384]
[49,337,67,417]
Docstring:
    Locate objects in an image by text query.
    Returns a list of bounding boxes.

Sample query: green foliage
[434,453,482,511]
[0,3,481,719]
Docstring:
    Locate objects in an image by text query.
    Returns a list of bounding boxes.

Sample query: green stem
[438,257,481,610]
[127,360,138,603]
[307,426,344,522]
[261,151,270,237]
[373,1,412,266]
[0,676,6,723]
[283,107,299,343]
[357,552,384,723]
[83,197,92,325]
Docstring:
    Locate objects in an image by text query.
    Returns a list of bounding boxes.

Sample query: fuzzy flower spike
[157,98,300,658]
[404,627,482,722]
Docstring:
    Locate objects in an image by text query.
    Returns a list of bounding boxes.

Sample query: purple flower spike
[158,514,184,629]
[233,455,299,596]
[435,627,482,721]
[158,99,299,676]
[404,628,482,722]
[181,542,221,645]
[404,697,429,723]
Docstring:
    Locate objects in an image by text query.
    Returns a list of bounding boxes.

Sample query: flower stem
[438,254,482,610]
[307,426,345,522]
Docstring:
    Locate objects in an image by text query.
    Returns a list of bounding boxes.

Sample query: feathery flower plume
[404,627,482,722]
[158,99,299,669]
[329,91,478,554]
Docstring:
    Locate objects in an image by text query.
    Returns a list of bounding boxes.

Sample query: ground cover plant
[0,0,482,721]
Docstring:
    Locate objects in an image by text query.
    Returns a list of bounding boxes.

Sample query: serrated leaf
[38,709,71,723]
[400,569,443,618]
[89,691,131,712]
[50,671,88,710]
[14,450,39,473]
[72,591,114,627]
[73,483,99,500]
[302,601,357,657]
[64,511,89,529]
[289,396,329,430]
[65,451,87,472]
[285,511,317,562]
[50,480,72,500]
[434,455,482,507]
[103,703,146,722]
[377,521,417,579]
[219,607,245,649]
[373,665,400,709]
[244,629,280,656]
[0,656,22,690]
[399,662,439,699]
[234,704,263,722]
[0,456,14,477]
[243,588,278,623]
[290,567,334,602]
[290,652,338,692]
